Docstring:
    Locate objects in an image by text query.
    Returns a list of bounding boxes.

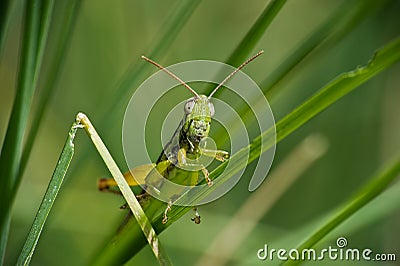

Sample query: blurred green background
[1,0,400,265]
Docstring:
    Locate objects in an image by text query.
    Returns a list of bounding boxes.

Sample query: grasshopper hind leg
[162,203,201,225]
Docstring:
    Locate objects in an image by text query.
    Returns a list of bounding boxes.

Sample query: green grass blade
[324,179,400,242]
[17,118,78,266]
[203,0,287,95]
[12,0,56,196]
[172,35,400,208]
[169,35,400,226]
[18,0,82,192]
[196,134,328,265]
[274,35,400,143]
[226,0,287,67]
[92,33,400,265]
[18,113,172,265]
[0,0,42,261]
[213,1,393,143]
[261,0,390,96]
[78,113,172,266]
[282,156,400,266]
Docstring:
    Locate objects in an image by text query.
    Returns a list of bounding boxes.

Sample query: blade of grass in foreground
[17,118,78,265]
[282,156,400,266]
[93,35,400,265]
[18,114,171,266]
[77,113,171,266]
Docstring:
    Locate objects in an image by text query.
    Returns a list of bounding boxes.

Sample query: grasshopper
[99,51,263,224]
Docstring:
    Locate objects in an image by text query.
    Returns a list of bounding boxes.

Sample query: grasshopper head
[184,95,213,143]
[141,51,263,143]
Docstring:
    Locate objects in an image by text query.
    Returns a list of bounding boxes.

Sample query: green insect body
[99,51,263,224]
[142,95,228,224]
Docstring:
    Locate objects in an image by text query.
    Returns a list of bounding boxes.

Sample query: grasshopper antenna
[208,50,264,99]
[141,55,200,98]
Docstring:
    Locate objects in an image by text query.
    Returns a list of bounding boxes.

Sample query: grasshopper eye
[184,98,196,114]
[209,102,215,116]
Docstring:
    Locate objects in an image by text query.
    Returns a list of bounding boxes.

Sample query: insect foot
[162,201,173,224]
[215,151,230,162]
[162,216,168,224]
[191,208,201,224]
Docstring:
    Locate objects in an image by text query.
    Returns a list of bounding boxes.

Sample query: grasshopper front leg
[162,148,229,224]
[199,148,229,186]
[177,148,214,187]
[200,148,230,162]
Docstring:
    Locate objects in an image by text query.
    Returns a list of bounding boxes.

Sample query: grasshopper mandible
[99,51,263,224]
